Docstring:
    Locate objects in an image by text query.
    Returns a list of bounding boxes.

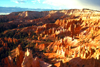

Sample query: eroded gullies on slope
[0,9,100,67]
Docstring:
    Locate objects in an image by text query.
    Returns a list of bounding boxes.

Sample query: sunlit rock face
[15,45,24,67]
[21,48,38,67]
[21,48,52,67]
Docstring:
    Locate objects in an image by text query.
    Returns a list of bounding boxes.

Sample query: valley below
[0,9,100,67]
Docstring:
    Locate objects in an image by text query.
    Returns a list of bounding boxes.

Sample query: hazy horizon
[0,0,100,15]
[0,7,100,15]
[0,0,100,10]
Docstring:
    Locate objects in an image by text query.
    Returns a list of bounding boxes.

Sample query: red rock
[1,57,11,67]
[21,49,40,67]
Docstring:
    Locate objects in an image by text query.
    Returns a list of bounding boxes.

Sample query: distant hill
[0,7,54,13]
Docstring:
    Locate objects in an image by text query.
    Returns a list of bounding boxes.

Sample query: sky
[0,0,100,10]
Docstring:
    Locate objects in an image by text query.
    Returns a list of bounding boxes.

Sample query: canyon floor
[0,9,100,67]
